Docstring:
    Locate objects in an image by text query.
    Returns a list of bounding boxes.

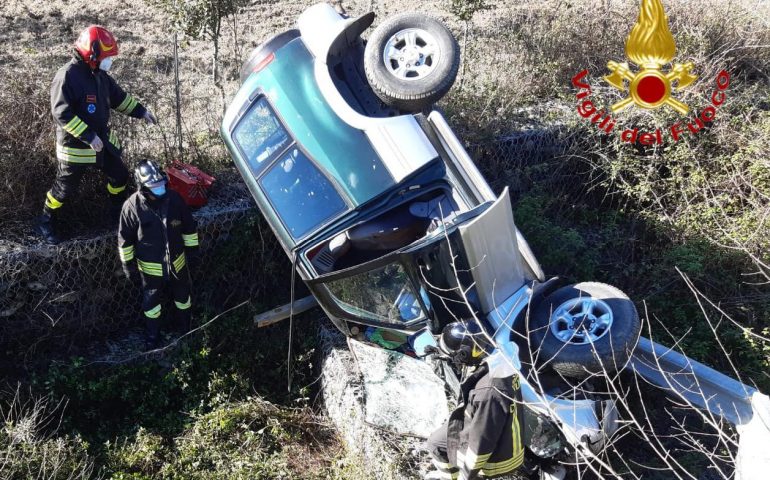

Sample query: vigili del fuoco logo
[571,0,730,145]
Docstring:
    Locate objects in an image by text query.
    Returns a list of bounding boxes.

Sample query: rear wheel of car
[364,13,459,112]
[528,282,640,379]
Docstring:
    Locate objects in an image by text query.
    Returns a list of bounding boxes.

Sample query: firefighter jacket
[118,190,199,280]
[446,362,525,480]
[51,56,146,164]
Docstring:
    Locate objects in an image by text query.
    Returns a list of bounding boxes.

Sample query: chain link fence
[0,120,573,371]
[0,180,295,371]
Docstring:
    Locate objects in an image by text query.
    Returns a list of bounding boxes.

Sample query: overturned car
[221,3,646,477]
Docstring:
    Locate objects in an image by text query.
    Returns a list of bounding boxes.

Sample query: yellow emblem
[604,0,697,114]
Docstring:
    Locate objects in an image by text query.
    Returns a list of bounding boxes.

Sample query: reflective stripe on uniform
[107,182,126,195]
[63,116,88,137]
[182,233,199,247]
[144,304,161,319]
[137,259,163,276]
[108,131,121,149]
[175,296,191,310]
[510,401,524,468]
[479,453,524,476]
[119,245,135,262]
[457,450,491,471]
[116,94,138,114]
[479,398,524,477]
[56,145,96,164]
[172,253,186,273]
[45,191,63,210]
[431,458,459,479]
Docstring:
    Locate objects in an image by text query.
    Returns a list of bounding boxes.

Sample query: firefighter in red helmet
[36,25,157,244]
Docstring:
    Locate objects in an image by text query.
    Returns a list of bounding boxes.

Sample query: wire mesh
[0,180,270,366]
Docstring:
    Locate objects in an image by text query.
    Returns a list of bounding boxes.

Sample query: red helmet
[74,25,118,68]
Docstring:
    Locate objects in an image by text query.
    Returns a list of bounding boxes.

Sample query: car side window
[233,97,290,175]
[260,148,346,239]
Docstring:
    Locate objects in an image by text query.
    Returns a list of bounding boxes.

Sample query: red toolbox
[166,161,216,208]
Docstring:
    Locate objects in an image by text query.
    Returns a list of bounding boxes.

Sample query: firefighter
[118,160,198,348]
[426,321,525,480]
[36,25,156,244]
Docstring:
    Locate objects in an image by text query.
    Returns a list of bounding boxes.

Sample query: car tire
[364,13,459,112]
[528,282,640,379]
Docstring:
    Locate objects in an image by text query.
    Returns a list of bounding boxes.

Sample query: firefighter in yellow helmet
[36,25,156,244]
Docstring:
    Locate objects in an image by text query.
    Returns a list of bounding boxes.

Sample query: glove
[143,110,157,125]
[89,134,104,152]
[122,262,139,284]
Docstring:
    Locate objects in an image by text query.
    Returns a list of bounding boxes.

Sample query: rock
[318,323,448,479]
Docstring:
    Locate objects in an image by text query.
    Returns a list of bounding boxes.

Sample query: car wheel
[364,13,459,112]
[528,282,640,379]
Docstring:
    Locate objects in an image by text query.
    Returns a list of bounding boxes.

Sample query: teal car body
[221,37,400,249]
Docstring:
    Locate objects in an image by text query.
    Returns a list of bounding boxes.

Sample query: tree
[446,0,492,87]
[149,0,248,83]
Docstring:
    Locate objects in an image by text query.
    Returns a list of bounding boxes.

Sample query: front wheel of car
[364,13,460,112]
[528,282,641,379]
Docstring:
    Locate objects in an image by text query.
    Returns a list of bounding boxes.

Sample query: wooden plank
[254,295,319,328]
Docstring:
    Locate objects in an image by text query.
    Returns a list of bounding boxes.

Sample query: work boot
[34,212,61,245]
[145,317,161,350]
[173,309,192,334]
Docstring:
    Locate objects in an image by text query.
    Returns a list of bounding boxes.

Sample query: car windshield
[325,262,428,324]
[233,97,291,175]
[260,147,346,239]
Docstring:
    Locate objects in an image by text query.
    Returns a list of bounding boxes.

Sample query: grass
[0,309,358,480]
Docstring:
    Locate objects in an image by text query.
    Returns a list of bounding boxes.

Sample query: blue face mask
[149,185,166,197]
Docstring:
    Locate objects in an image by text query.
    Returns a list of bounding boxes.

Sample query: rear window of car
[232,97,291,175]
[260,147,346,239]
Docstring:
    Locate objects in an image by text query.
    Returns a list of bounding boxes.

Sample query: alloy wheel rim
[383,28,440,81]
[549,297,614,345]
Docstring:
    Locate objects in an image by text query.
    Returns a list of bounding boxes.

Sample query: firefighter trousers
[141,270,192,342]
[426,423,460,479]
[43,150,129,214]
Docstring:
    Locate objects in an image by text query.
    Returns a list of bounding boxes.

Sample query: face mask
[149,185,166,197]
[99,56,114,71]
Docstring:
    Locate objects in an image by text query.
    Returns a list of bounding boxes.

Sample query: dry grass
[1,0,766,227]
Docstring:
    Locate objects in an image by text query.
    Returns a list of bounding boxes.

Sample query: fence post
[173,31,183,161]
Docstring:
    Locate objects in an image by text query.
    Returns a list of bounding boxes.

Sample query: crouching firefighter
[36,25,157,244]
[426,321,525,480]
[118,160,199,348]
